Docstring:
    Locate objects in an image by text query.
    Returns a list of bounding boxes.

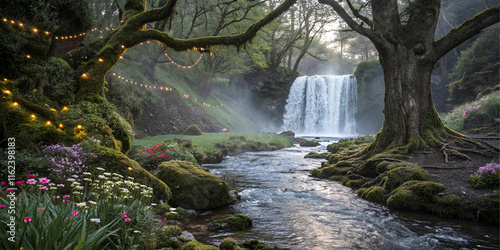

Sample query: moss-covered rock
[208,214,253,231]
[181,241,219,250]
[92,146,172,202]
[192,149,223,164]
[327,143,341,153]
[326,154,339,164]
[237,239,291,250]
[341,177,369,188]
[156,226,183,249]
[387,189,421,210]
[474,191,499,225]
[219,237,238,250]
[383,163,429,191]
[304,152,328,158]
[279,131,295,137]
[182,125,202,135]
[311,165,351,178]
[390,180,424,195]
[156,161,231,210]
[408,181,445,197]
[299,140,320,147]
[360,186,386,203]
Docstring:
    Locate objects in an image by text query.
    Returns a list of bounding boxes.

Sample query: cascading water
[281,75,357,136]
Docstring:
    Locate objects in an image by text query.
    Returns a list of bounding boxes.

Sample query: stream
[199,138,499,249]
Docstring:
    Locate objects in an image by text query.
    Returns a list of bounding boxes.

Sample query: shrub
[208,214,253,231]
[182,125,202,135]
[469,162,500,189]
[43,142,97,180]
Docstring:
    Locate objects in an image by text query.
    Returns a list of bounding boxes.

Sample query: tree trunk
[364,45,460,156]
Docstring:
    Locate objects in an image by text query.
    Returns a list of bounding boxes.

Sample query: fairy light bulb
[46,121,51,125]
[59,123,63,128]
[81,73,88,78]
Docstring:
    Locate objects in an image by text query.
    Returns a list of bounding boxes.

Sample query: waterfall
[281,75,357,136]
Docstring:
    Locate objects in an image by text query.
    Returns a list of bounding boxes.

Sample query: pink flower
[72,211,78,216]
[124,218,131,222]
[39,208,45,213]
[38,185,48,190]
[122,212,127,218]
[163,218,166,221]
[69,216,73,220]
[167,155,170,158]
[0,205,6,209]
[63,195,70,198]
[170,150,173,152]
[16,180,25,185]
[6,190,14,193]
[27,174,36,178]
[0,182,5,185]
[57,184,64,187]
[39,178,50,184]
[24,217,32,223]
[66,200,70,204]
[27,179,36,184]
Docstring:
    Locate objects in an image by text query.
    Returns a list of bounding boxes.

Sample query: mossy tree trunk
[78,0,296,102]
[319,0,499,156]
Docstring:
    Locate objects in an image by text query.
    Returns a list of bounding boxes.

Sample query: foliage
[447,24,499,106]
[299,140,320,147]
[42,142,97,180]
[469,162,500,189]
[220,237,238,250]
[442,90,500,132]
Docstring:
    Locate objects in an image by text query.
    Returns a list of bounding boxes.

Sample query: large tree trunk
[364,45,458,155]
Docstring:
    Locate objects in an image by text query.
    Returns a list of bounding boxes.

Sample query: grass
[132,132,292,150]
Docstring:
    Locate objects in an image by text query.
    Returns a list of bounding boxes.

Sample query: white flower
[83,178,92,182]
[71,182,80,187]
[90,218,101,223]
[50,187,57,190]
[71,175,79,178]
[67,178,76,182]
[98,175,106,179]
[115,181,123,185]
[133,230,141,233]
[151,203,157,206]
[121,188,129,193]
[88,201,97,206]
[72,191,81,195]
[169,208,176,211]
[96,167,105,171]
[140,184,146,188]
[127,176,134,181]
[104,172,112,176]
[74,186,84,190]
[83,172,91,175]
[76,202,87,207]
[48,183,55,187]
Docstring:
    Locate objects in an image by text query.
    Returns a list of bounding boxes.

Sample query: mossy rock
[408,182,445,197]
[375,161,392,173]
[390,180,424,195]
[357,188,368,197]
[328,175,345,182]
[279,131,295,137]
[341,177,369,188]
[181,241,219,250]
[192,149,224,164]
[326,154,339,164]
[361,186,386,203]
[383,163,429,191]
[156,161,231,210]
[311,165,351,178]
[156,226,183,249]
[219,237,238,250]
[474,191,499,225]
[304,152,328,158]
[387,189,421,210]
[182,125,202,135]
[326,143,341,153]
[153,204,172,214]
[299,140,320,147]
[237,239,291,250]
[93,146,172,202]
[208,214,253,231]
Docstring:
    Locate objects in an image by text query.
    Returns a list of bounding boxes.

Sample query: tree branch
[345,0,373,27]
[127,0,178,28]
[433,6,499,62]
[114,0,124,22]
[135,0,297,51]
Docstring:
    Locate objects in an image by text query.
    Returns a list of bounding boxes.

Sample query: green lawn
[132,132,292,150]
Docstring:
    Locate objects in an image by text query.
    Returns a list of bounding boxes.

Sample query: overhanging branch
[433,6,499,62]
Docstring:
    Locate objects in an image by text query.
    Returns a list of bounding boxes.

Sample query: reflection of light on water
[203,146,500,249]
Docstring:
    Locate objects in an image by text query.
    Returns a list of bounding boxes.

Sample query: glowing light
[3,78,7,81]
[98,58,104,62]
[12,102,18,107]
[119,56,123,59]
[59,123,64,128]
[2,19,6,22]
[11,20,14,24]
[121,45,125,49]
[46,121,51,125]
[4,90,11,94]
[19,23,23,27]
[81,73,87,78]
[76,125,82,129]
[50,108,56,112]
[128,167,133,171]
[62,106,68,111]
[33,89,37,92]
[30,114,36,119]
[44,31,49,35]
[26,55,31,59]
[33,28,38,33]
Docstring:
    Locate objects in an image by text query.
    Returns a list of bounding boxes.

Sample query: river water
[201,139,499,249]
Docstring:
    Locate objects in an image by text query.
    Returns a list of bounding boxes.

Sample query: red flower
[24,217,32,223]
[27,174,36,179]
[16,180,25,185]
[163,218,166,221]
[124,218,131,222]
[6,190,14,193]
[0,205,6,209]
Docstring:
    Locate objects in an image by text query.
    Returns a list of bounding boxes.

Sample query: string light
[62,106,68,111]
[46,121,51,125]
[26,55,31,59]
[12,102,19,107]
[163,51,204,69]
[98,58,104,62]
[81,73,88,78]
[109,72,224,108]
[3,90,11,94]
[30,114,36,119]
[76,125,82,129]
[59,123,64,128]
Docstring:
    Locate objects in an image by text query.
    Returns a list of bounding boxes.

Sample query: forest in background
[0,0,498,140]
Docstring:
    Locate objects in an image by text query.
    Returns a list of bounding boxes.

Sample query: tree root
[367,158,404,163]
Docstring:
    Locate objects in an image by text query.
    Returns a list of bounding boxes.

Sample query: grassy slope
[132,132,292,150]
